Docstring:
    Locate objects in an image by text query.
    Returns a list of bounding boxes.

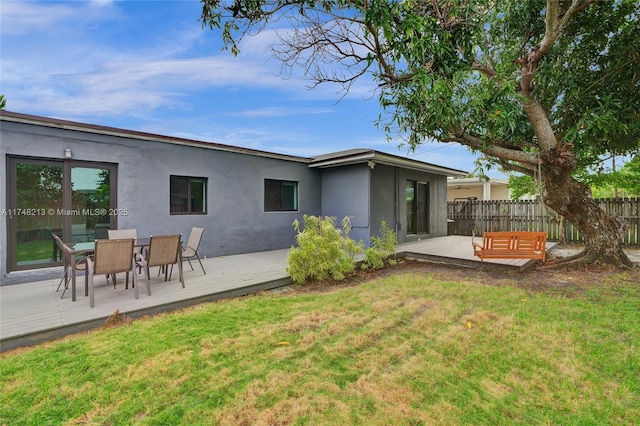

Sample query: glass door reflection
[71,167,112,242]
[14,161,64,267]
[7,157,117,272]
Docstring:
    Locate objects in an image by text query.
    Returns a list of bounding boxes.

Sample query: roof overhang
[1,112,469,176]
[309,149,467,177]
[0,110,310,164]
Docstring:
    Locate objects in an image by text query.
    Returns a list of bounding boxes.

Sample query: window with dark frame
[170,176,207,215]
[264,179,298,212]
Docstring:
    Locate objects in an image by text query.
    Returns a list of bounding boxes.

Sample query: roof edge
[1,111,468,176]
[309,149,468,177]
[0,110,310,164]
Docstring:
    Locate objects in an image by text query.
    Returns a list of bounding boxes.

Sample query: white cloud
[1,1,483,176]
[2,0,380,120]
[0,1,75,35]
[6,46,346,117]
[90,0,114,6]
[0,0,121,35]
[227,106,335,118]
[162,122,319,155]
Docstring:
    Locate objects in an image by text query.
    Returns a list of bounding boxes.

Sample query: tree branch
[498,159,536,176]
[534,0,596,63]
[442,130,539,166]
[518,0,596,96]
[472,61,497,79]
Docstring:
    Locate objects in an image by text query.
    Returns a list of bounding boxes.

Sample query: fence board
[447,198,639,246]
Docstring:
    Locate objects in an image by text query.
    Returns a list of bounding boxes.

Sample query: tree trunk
[558,216,566,245]
[540,144,633,267]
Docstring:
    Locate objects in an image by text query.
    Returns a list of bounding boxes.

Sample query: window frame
[6,155,118,272]
[264,179,298,212]
[170,175,207,215]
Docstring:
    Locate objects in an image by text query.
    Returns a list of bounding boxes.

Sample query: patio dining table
[66,238,151,302]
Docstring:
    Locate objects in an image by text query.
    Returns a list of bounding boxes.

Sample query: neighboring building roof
[310,149,467,177]
[447,177,512,201]
[1,111,468,176]
[447,177,509,187]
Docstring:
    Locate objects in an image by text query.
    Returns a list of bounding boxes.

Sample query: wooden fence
[447,198,640,246]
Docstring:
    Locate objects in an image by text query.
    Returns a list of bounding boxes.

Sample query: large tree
[201,0,640,267]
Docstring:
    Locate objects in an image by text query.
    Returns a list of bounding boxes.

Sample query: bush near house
[362,221,398,270]
[287,215,363,283]
[287,216,399,284]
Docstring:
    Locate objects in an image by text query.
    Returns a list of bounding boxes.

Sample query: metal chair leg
[196,254,206,275]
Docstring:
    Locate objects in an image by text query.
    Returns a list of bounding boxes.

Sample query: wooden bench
[472,231,547,261]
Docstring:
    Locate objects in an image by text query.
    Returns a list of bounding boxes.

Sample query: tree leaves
[200,0,639,264]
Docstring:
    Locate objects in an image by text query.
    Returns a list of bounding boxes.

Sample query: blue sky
[1,0,487,175]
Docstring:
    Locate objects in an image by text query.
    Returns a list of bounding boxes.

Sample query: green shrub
[362,221,397,270]
[287,215,363,284]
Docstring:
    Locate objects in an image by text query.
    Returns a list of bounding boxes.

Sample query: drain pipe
[395,166,400,236]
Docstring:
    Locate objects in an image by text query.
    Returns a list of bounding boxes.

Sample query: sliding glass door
[6,157,117,272]
[406,180,430,235]
[71,166,113,242]
[9,160,64,268]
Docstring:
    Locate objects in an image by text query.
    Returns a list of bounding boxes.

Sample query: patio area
[1,236,551,352]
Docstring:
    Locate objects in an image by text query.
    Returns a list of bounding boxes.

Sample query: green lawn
[1,267,638,425]
[16,239,56,263]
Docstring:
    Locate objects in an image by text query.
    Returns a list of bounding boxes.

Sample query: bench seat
[473,231,547,262]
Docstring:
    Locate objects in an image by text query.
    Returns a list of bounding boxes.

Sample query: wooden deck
[0,236,552,352]
[397,235,556,269]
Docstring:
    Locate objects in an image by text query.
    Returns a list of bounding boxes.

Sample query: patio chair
[107,229,137,240]
[85,238,149,308]
[53,234,88,299]
[182,227,206,275]
[136,234,185,289]
[48,228,63,262]
[108,229,138,288]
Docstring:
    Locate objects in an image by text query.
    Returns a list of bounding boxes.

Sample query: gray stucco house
[1,110,466,281]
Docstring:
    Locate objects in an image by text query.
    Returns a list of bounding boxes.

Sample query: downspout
[395,166,399,236]
[365,164,372,245]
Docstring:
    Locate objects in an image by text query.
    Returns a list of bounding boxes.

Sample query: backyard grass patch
[16,239,55,263]
[1,265,639,425]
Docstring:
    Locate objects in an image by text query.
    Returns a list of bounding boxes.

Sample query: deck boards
[397,235,547,268]
[1,236,553,352]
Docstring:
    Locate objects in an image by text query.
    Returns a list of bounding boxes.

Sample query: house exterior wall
[320,164,371,245]
[447,183,511,201]
[321,163,450,246]
[396,167,449,242]
[369,164,398,241]
[1,114,462,281]
[1,120,321,279]
[489,184,510,200]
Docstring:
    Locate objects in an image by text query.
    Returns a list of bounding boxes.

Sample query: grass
[1,269,639,425]
[16,239,55,263]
